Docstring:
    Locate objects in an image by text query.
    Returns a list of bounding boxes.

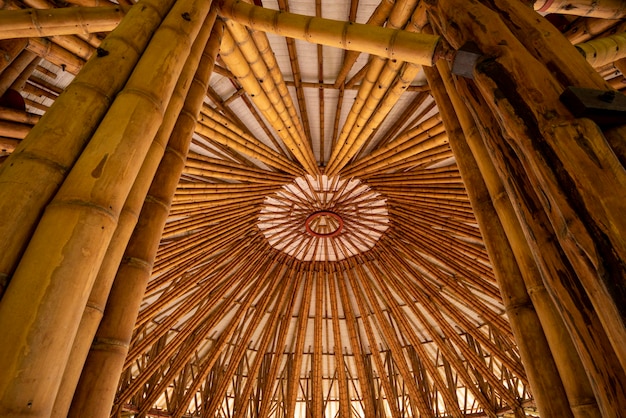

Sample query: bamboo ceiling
[0,0,625,417]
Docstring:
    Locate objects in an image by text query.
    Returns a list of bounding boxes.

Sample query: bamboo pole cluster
[0,0,218,416]
[424,0,626,416]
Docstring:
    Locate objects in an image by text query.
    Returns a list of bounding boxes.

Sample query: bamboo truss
[0,0,624,417]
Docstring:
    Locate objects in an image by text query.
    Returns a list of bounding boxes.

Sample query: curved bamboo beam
[216,0,443,67]
[0,6,127,40]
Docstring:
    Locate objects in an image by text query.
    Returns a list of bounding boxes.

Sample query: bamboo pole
[216,0,443,67]
[0,38,28,73]
[441,59,602,417]
[0,49,37,97]
[0,0,212,414]
[429,0,626,376]
[0,106,40,124]
[453,75,626,416]
[25,37,85,74]
[219,29,318,174]
[0,0,177,298]
[51,13,219,418]
[0,6,127,39]
[426,59,575,418]
[576,31,626,67]
[68,16,220,418]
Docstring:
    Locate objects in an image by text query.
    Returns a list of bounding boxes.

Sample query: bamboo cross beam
[0,6,128,40]
[216,0,444,67]
[576,31,626,67]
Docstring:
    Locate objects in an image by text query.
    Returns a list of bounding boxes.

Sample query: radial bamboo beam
[216,0,443,67]
[219,29,318,174]
[0,6,127,39]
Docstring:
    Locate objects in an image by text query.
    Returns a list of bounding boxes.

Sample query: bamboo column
[425,57,573,418]
[0,0,212,414]
[432,58,602,417]
[0,0,177,298]
[51,11,219,418]
[426,0,626,415]
[428,0,626,372]
[67,16,222,418]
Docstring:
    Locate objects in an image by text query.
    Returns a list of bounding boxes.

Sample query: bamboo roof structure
[0,0,625,417]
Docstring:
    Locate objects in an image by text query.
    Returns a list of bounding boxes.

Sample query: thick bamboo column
[68,17,222,418]
[454,74,626,417]
[434,59,601,418]
[0,0,212,414]
[0,6,127,39]
[216,0,443,67]
[428,0,626,376]
[0,0,177,298]
[424,63,572,418]
[50,12,219,418]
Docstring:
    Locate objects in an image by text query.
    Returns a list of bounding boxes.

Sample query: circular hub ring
[305,211,344,238]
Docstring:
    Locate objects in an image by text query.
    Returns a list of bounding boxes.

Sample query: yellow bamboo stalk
[0,49,37,97]
[0,0,177,299]
[0,38,28,72]
[225,19,308,155]
[197,106,303,175]
[534,0,626,18]
[217,0,443,66]
[68,13,220,418]
[0,0,212,414]
[219,29,318,174]
[0,106,40,124]
[51,12,218,418]
[0,120,31,139]
[0,6,127,39]
[576,31,626,67]
[25,37,85,74]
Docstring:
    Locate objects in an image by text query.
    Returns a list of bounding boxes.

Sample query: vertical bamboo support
[0,0,212,415]
[452,74,626,417]
[0,0,177,297]
[51,11,219,418]
[424,63,572,418]
[434,59,601,418]
[68,17,221,418]
[428,0,626,374]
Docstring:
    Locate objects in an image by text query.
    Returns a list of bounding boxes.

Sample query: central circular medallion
[257,175,389,261]
[305,211,344,238]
